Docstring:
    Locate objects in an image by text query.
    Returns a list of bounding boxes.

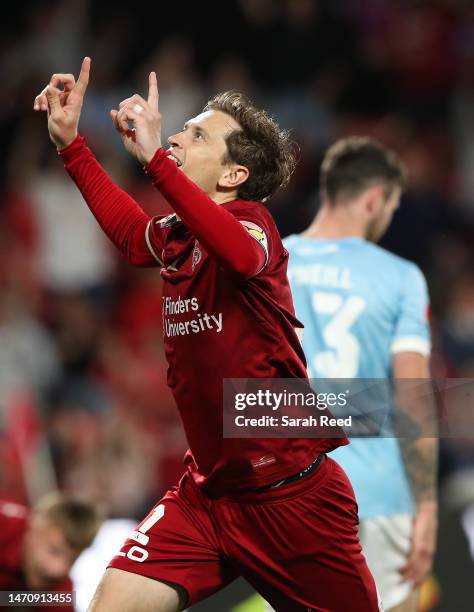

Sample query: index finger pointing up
[148,71,159,109]
[74,57,91,96]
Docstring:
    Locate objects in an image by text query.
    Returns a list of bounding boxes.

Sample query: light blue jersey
[284,235,431,518]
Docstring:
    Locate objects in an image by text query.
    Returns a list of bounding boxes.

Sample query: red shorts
[109,456,381,611]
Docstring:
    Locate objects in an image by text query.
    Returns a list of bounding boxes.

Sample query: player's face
[22,517,78,588]
[167,110,243,197]
[367,186,401,242]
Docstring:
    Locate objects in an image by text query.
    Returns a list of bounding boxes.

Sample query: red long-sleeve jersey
[59,136,347,495]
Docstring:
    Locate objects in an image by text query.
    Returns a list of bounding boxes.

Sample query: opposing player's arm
[391,263,438,585]
[393,350,438,585]
[58,137,163,267]
[145,150,267,277]
[391,264,437,503]
[392,351,438,504]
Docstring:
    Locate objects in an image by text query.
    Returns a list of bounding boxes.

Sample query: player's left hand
[400,500,438,586]
[111,72,162,165]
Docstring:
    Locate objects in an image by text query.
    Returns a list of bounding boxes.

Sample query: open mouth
[167,151,183,167]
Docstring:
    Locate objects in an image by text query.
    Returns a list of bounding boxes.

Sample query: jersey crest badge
[192,240,202,271]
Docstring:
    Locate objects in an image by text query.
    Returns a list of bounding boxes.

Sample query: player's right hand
[110,71,162,165]
[33,57,90,149]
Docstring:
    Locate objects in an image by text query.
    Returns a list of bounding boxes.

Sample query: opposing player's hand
[33,57,90,149]
[110,72,162,165]
[400,500,437,586]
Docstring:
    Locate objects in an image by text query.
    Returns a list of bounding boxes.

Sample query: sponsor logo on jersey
[162,296,223,337]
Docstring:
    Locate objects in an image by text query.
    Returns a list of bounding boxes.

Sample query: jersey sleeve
[391,263,431,356]
[231,209,272,276]
[58,136,163,267]
[144,149,266,278]
[142,216,173,266]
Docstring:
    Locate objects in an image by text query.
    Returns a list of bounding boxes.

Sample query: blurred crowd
[0,0,474,529]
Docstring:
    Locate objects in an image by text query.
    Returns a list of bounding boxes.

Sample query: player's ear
[218,164,249,190]
[365,185,385,214]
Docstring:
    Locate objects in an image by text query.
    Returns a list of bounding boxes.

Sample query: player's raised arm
[144,153,268,278]
[33,59,164,267]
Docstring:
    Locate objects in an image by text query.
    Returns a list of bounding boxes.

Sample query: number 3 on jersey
[126,504,165,562]
[311,292,366,378]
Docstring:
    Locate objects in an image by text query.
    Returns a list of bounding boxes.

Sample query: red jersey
[0,502,27,590]
[0,501,73,609]
[59,137,348,495]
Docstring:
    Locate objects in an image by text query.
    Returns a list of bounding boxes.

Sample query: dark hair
[320,137,406,204]
[204,91,298,202]
[34,492,104,551]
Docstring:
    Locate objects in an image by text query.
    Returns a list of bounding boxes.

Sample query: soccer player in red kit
[0,494,102,610]
[34,58,381,611]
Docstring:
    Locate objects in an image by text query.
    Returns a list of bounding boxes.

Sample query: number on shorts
[126,504,165,563]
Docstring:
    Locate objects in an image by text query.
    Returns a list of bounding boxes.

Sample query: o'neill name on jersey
[288,264,352,289]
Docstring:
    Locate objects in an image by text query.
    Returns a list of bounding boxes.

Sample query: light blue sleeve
[391,263,431,356]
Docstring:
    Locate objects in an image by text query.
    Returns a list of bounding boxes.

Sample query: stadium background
[1,0,473,609]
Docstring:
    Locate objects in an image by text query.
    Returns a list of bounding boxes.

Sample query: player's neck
[212,190,240,205]
[302,209,366,240]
